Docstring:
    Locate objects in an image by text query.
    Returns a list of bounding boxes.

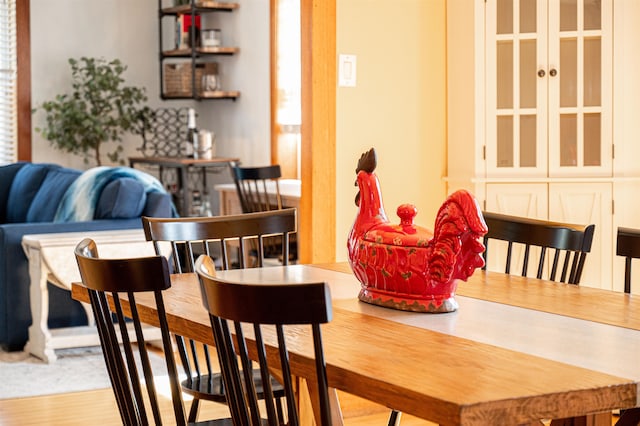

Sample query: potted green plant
[34,57,153,166]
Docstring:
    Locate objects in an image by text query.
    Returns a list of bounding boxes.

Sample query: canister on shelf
[202,29,222,47]
[197,130,215,159]
[201,74,220,92]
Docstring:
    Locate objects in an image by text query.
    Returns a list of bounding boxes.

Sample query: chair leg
[276,397,285,425]
[187,398,200,423]
[616,408,640,426]
[388,409,401,426]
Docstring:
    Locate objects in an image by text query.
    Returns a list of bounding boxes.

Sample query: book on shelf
[175,14,201,49]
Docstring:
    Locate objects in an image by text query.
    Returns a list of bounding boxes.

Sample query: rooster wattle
[347,148,488,312]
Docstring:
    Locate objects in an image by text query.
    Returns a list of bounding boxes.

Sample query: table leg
[588,412,614,426]
[23,246,56,363]
[295,376,344,426]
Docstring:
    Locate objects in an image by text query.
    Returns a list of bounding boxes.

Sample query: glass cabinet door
[485,0,612,178]
[486,0,548,177]
[547,0,611,176]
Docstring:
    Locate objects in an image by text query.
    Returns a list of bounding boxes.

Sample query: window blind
[0,0,17,165]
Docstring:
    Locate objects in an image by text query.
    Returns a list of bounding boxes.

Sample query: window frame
[16,0,30,161]
[270,0,302,179]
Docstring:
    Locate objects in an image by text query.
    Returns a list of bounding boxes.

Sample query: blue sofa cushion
[27,168,81,222]
[143,191,173,218]
[6,163,60,223]
[0,162,27,223]
[95,177,147,219]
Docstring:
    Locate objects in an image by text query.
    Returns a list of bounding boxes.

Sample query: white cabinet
[484,183,548,281]
[446,0,640,290]
[486,183,547,219]
[484,181,612,288]
[548,182,612,288]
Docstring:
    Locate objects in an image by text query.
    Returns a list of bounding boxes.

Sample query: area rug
[0,346,167,399]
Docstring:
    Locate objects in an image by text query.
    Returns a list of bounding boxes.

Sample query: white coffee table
[22,229,164,363]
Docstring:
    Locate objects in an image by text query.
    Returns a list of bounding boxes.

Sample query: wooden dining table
[72,262,640,425]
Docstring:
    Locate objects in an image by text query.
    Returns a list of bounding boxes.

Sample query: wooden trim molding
[269,0,278,166]
[299,0,336,263]
[16,0,31,161]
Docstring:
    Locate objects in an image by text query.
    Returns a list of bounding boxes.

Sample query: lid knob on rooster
[347,148,488,312]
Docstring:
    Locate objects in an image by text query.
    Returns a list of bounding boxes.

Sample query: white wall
[30,0,270,170]
[198,1,271,167]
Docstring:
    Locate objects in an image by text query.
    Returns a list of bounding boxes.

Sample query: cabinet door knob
[549,68,558,77]
[538,69,546,78]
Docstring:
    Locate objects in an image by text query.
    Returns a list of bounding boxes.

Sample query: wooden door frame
[269,0,278,166]
[271,0,336,263]
[299,0,336,263]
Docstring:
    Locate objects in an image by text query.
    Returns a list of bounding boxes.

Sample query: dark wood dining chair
[613,227,640,426]
[482,212,596,426]
[195,254,333,426]
[142,209,296,423]
[616,227,640,294]
[231,164,283,213]
[482,211,596,284]
[231,164,297,262]
[73,238,233,426]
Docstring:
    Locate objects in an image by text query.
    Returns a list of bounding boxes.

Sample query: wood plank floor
[0,387,433,425]
[0,377,624,425]
[0,342,619,425]
[0,385,623,426]
[0,342,430,425]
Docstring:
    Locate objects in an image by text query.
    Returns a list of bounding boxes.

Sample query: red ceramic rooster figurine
[348,148,488,312]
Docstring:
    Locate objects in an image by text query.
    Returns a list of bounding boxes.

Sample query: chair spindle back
[482,211,595,284]
[196,254,333,426]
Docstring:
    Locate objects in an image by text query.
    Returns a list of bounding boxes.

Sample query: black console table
[129,156,239,217]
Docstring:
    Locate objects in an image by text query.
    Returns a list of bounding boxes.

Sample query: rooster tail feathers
[434,190,488,238]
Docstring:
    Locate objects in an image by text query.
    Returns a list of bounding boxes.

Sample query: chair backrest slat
[550,249,561,280]
[482,211,596,285]
[504,241,513,274]
[196,254,333,426]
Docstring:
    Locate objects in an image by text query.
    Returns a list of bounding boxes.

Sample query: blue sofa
[0,162,174,351]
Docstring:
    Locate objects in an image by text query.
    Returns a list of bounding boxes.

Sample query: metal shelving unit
[158,0,240,100]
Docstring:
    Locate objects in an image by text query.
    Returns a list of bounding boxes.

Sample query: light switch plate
[339,54,357,87]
